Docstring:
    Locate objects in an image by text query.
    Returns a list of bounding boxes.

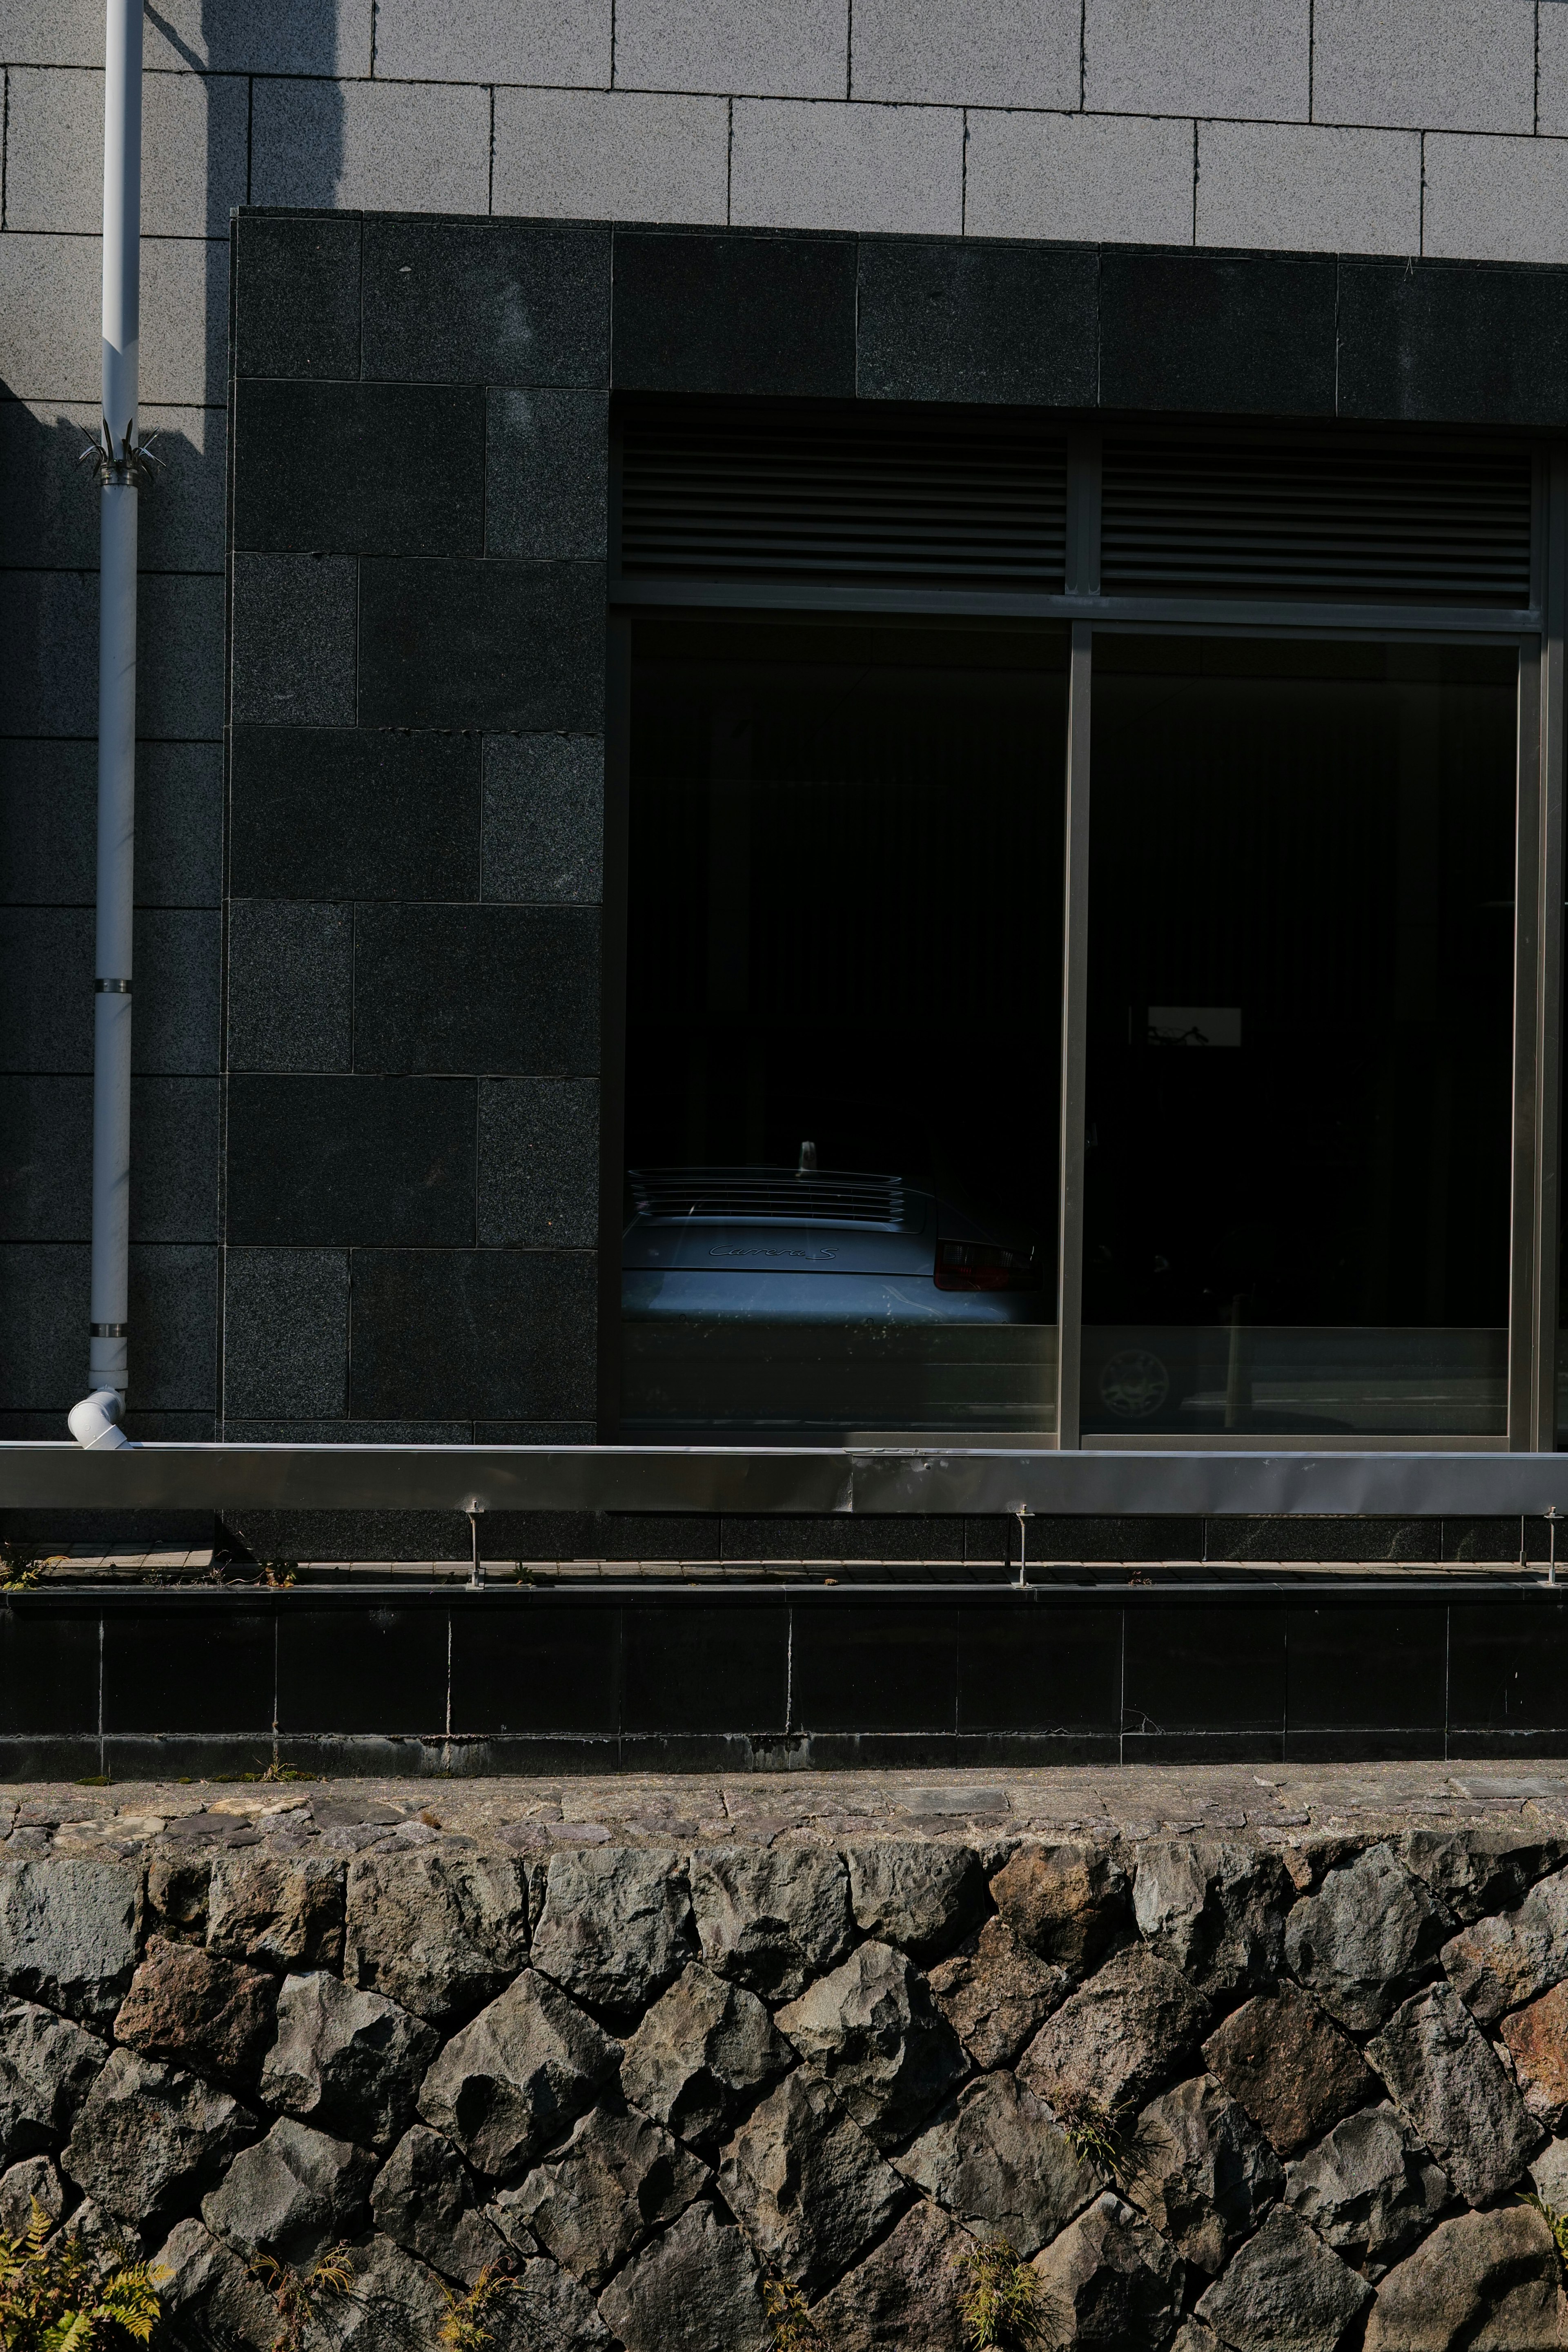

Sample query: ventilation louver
[620,403,1068,590]
[630,1167,911,1228]
[1100,428,1534,608]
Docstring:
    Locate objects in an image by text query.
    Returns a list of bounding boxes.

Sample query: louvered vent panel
[621,405,1068,588]
[1101,431,1534,607]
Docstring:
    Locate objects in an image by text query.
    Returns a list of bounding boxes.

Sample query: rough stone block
[223,1250,349,1421]
[1501,1980,1568,2131]
[616,0,844,95]
[1284,2102,1450,2281]
[202,2117,374,2263]
[152,2216,279,2352]
[990,1843,1130,1978]
[0,2155,62,2237]
[207,1853,345,1972]
[314,2236,448,2352]
[0,1861,137,2031]
[1127,2073,1283,2276]
[718,2068,909,2297]
[4,66,248,235]
[618,1963,794,2147]
[774,1940,968,2150]
[1314,0,1535,133]
[416,1971,621,2180]
[898,2069,1095,2258]
[114,1937,276,2086]
[486,388,607,563]
[0,1998,109,2167]
[1030,2191,1183,2352]
[230,555,356,730]
[227,902,352,1075]
[1399,1829,1567,1927]
[62,2047,254,2233]
[512,2106,707,2289]
[259,1971,439,2151]
[1363,2202,1567,2349]
[345,1851,529,2029]
[250,78,491,213]
[1132,1841,1291,1996]
[596,2200,770,2352]
[373,0,606,81]
[1443,1864,1568,2022]
[1021,1944,1210,2122]
[478,1080,599,1250]
[371,2125,506,2286]
[927,1918,1068,2072]
[851,0,1077,105]
[691,1846,853,2001]
[1084,0,1309,116]
[1203,1983,1377,2157]
[806,2195,974,2352]
[1196,122,1422,258]
[491,89,729,225]
[843,1843,987,1963]
[730,98,962,236]
[1195,2205,1371,2351]
[1366,1982,1539,2208]
[1423,132,1568,266]
[530,1849,697,2023]
[964,109,1195,247]
[1285,1842,1448,2031]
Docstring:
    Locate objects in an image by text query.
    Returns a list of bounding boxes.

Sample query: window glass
[622,615,1068,1441]
[1082,637,1518,1439]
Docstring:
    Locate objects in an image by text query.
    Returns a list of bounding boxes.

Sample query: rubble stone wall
[9,1803,1568,2350]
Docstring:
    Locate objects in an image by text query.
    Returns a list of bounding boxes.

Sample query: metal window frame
[608,413,1568,1460]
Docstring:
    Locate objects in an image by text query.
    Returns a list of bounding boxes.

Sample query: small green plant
[0,1542,47,1592]
[764,2276,822,2351]
[952,2234,1047,2352]
[249,2245,354,2352]
[0,2196,162,2352]
[257,1561,297,1589]
[1053,2090,1125,2179]
[74,1777,111,1791]
[438,2265,519,2352]
[1522,2192,1568,2271]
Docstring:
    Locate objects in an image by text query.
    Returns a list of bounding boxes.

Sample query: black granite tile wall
[348,1249,598,1421]
[856,238,1098,408]
[357,557,606,732]
[233,382,486,557]
[611,231,858,397]
[353,904,600,1077]
[227,1077,477,1247]
[233,214,361,382]
[230,729,481,903]
[1099,250,1337,416]
[361,220,611,387]
[791,1602,959,1731]
[1337,259,1568,428]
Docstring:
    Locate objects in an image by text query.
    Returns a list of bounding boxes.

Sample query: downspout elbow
[68,1390,135,1450]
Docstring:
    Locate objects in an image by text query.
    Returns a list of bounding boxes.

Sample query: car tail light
[934,1239,1040,1292]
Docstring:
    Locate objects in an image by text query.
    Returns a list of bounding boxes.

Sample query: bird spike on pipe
[79,419,160,487]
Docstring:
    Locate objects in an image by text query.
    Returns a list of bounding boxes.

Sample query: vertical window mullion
[1533,447,1567,1449]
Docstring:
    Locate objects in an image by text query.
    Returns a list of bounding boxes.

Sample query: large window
[621,617,1067,1439]
[613,406,1549,1451]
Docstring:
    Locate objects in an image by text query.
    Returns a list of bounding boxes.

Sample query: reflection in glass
[1082,638,1517,1438]
[622,616,1067,1440]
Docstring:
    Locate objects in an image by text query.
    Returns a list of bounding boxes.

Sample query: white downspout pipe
[72,0,145,1451]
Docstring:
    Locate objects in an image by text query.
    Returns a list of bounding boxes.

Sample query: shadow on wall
[0,0,346,1459]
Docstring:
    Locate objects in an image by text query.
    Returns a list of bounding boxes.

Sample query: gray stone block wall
[3,0,1567,1436]
[2,1806,1568,2348]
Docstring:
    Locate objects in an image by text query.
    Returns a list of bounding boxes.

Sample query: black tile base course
[7,1581,1568,1777]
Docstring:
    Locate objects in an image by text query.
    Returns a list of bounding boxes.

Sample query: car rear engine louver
[619,403,1069,589]
[1100,428,1534,607]
[630,1167,910,1227]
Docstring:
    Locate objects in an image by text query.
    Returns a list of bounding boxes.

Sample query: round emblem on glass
[1098,1348,1170,1420]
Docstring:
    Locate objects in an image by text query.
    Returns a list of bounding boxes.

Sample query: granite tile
[131,1078,221,1243]
[963,109,1196,246]
[223,1247,350,1418]
[856,236,1097,405]
[137,744,225,908]
[1084,0,1310,118]
[1099,248,1337,415]
[478,1078,598,1247]
[0,1244,87,1409]
[361,218,610,386]
[852,0,1078,106]
[0,909,92,1071]
[4,64,248,235]
[1196,121,1422,258]
[226,1075,477,1247]
[491,88,729,225]
[0,399,224,571]
[250,76,491,213]
[616,0,845,96]
[230,728,481,902]
[231,553,357,728]
[0,741,93,906]
[140,0,374,74]
[481,735,604,904]
[373,0,608,81]
[611,229,857,396]
[1423,132,1568,267]
[227,901,353,1074]
[233,212,362,381]
[139,572,226,741]
[348,1248,598,1419]
[356,558,604,733]
[486,388,608,561]
[352,904,600,1076]
[1336,256,1568,426]
[0,1076,90,1240]
[1314,0,1534,134]
[730,97,962,235]
[134,909,221,1075]
[234,381,486,557]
